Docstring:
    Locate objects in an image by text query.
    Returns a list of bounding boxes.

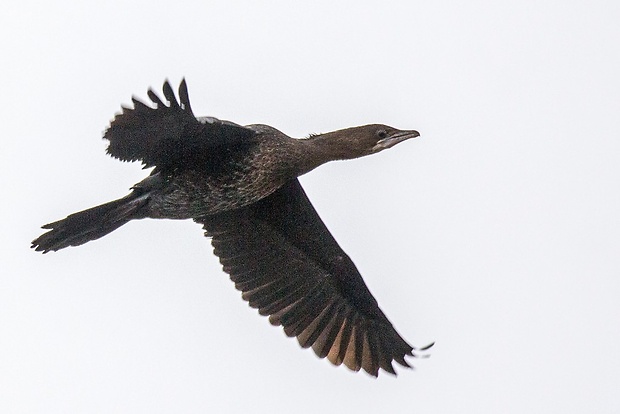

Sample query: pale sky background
[2,1,619,413]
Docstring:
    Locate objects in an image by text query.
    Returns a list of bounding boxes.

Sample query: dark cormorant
[32,80,432,376]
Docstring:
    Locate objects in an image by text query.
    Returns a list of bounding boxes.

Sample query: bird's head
[296,124,419,175]
[349,124,420,156]
[307,124,420,161]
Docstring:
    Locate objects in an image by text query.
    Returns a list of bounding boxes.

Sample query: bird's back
[144,125,304,219]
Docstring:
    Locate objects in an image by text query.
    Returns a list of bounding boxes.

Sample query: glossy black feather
[198,178,420,376]
[104,79,255,170]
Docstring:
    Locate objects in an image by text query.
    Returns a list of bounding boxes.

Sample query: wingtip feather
[162,80,179,107]
[147,88,164,107]
[178,78,193,114]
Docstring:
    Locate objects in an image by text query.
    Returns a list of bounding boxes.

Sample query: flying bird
[32,79,432,376]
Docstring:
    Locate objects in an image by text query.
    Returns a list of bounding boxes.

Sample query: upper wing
[197,179,431,376]
[104,79,256,169]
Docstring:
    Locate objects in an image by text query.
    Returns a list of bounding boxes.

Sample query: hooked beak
[372,130,420,152]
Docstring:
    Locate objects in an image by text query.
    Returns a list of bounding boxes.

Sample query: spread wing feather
[198,179,430,376]
[104,79,256,170]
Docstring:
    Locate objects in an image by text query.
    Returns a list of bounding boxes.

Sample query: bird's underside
[32,79,432,376]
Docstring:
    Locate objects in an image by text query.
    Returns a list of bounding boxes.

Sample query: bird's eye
[376,129,388,139]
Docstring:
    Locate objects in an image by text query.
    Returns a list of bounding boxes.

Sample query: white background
[2,1,619,413]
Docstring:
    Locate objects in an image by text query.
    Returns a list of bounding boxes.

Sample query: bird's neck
[294,130,363,176]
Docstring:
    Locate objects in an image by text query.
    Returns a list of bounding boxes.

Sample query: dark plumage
[32,79,432,376]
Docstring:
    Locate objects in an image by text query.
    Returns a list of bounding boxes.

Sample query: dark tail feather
[31,192,149,253]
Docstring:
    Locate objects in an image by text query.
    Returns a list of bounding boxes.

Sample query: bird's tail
[31,192,150,253]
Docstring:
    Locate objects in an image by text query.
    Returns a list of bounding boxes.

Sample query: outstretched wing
[104,79,256,169]
[197,179,431,376]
